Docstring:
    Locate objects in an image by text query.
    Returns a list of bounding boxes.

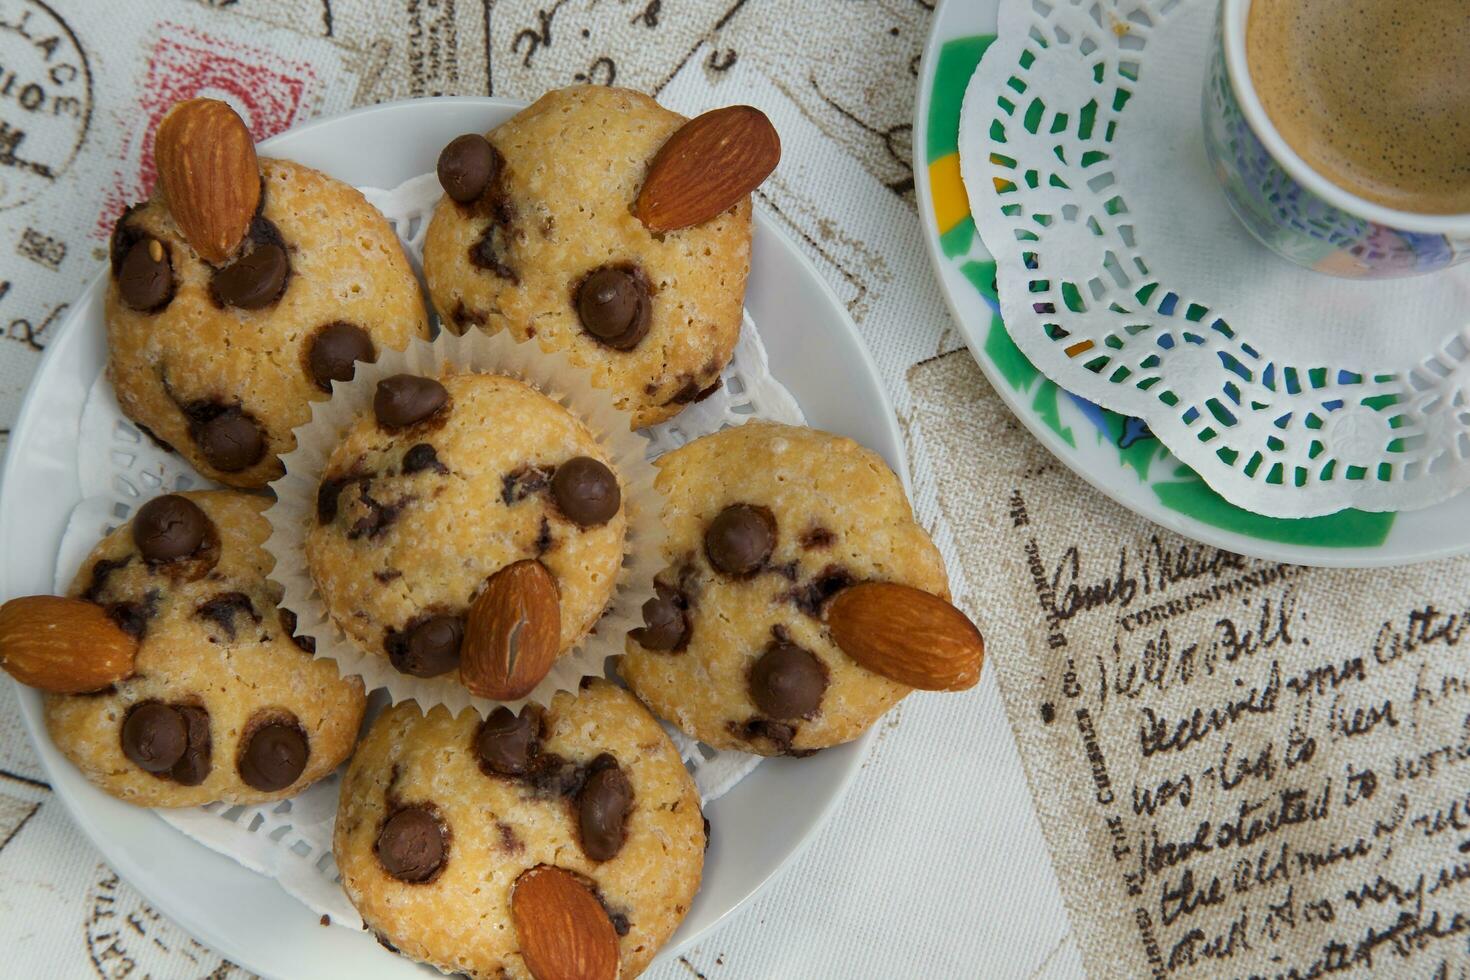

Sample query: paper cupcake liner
[263,328,664,718]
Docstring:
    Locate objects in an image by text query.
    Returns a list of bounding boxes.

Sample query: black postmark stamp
[0,0,92,211]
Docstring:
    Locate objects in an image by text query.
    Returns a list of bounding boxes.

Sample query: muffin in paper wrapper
[263,328,664,717]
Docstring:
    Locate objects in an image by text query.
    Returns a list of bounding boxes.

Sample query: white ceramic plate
[0,97,901,978]
[915,0,1470,567]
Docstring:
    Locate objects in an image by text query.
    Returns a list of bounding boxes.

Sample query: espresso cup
[1202,0,1470,279]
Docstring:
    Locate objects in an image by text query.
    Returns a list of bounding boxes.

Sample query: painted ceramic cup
[1201,0,1470,279]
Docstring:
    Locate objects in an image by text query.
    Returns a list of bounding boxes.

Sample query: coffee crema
[1246,0,1470,215]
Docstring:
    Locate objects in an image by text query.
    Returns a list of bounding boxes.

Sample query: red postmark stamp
[96,21,318,240]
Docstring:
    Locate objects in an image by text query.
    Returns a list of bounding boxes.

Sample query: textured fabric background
[0,2,1083,977]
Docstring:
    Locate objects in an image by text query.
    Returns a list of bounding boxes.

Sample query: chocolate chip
[476,706,538,776]
[307,321,376,392]
[316,475,354,524]
[212,241,288,309]
[729,717,798,754]
[502,464,553,504]
[121,702,187,773]
[577,755,633,861]
[194,409,266,473]
[550,456,620,527]
[169,705,213,786]
[786,564,856,618]
[347,488,411,540]
[106,593,159,640]
[576,265,651,350]
[109,205,146,275]
[749,642,828,719]
[704,504,776,577]
[437,134,497,203]
[800,526,835,549]
[132,494,210,563]
[278,607,316,653]
[117,237,173,312]
[667,377,722,406]
[630,583,689,651]
[376,806,445,883]
[374,375,448,429]
[81,555,132,604]
[196,592,260,641]
[401,443,447,475]
[386,615,463,677]
[469,223,517,282]
[238,720,309,792]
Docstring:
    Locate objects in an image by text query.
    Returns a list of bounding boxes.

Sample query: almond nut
[511,864,620,980]
[0,596,138,694]
[461,559,561,700]
[634,105,780,232]
[826,582,983,691]
[154,98,260,264]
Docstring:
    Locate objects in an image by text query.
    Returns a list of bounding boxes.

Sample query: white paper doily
[960,0,1470,518]
[53,171,803,926]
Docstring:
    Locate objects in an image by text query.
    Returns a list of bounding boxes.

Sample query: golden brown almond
[0,595,138,694]
[826,582,983,691]
[511,864,620,980]
[154,98,260,264]
[634,104,780,232]
[461,559,561,700]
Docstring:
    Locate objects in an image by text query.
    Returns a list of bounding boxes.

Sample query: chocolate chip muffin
[43,491,366,806]
[421,85,753,429]
[334,678,703,979]
[620,421,950,756]
[106,100,428,488]
[305,372,627,692]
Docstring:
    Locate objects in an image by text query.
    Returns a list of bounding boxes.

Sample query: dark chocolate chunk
[195,591,260,641]
[307,321,376,392]
[401,443,447,475]
[729,718,799,754]
[81,555,132,604]
[238,720,309,792]
[212,241,288,309]
[106,593,159,640]
[575,265,651,350]
[577,755,633,861]
[346,488,411,540]
[704,504,776,577]
[629,583,689,651]
[501,464,553,504]
[117,237,174,312]
[469,223,517,282]
[316,475,355,525]
[121,702,187,773]
[376,806,445,883]
[109,204,146,275]
[194,408,266,473]
[476,706,538,776]
[749,642,828,719]
[374,375,448,429]
[386,615,463,677]
[667,377,722,406]
[550,456,621,527]
[132,494,210,563]
[278,607,316,653]
[786,565,856,618]
[800,526,835,550]
[437,134,497,204]
[168,705,213,786]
